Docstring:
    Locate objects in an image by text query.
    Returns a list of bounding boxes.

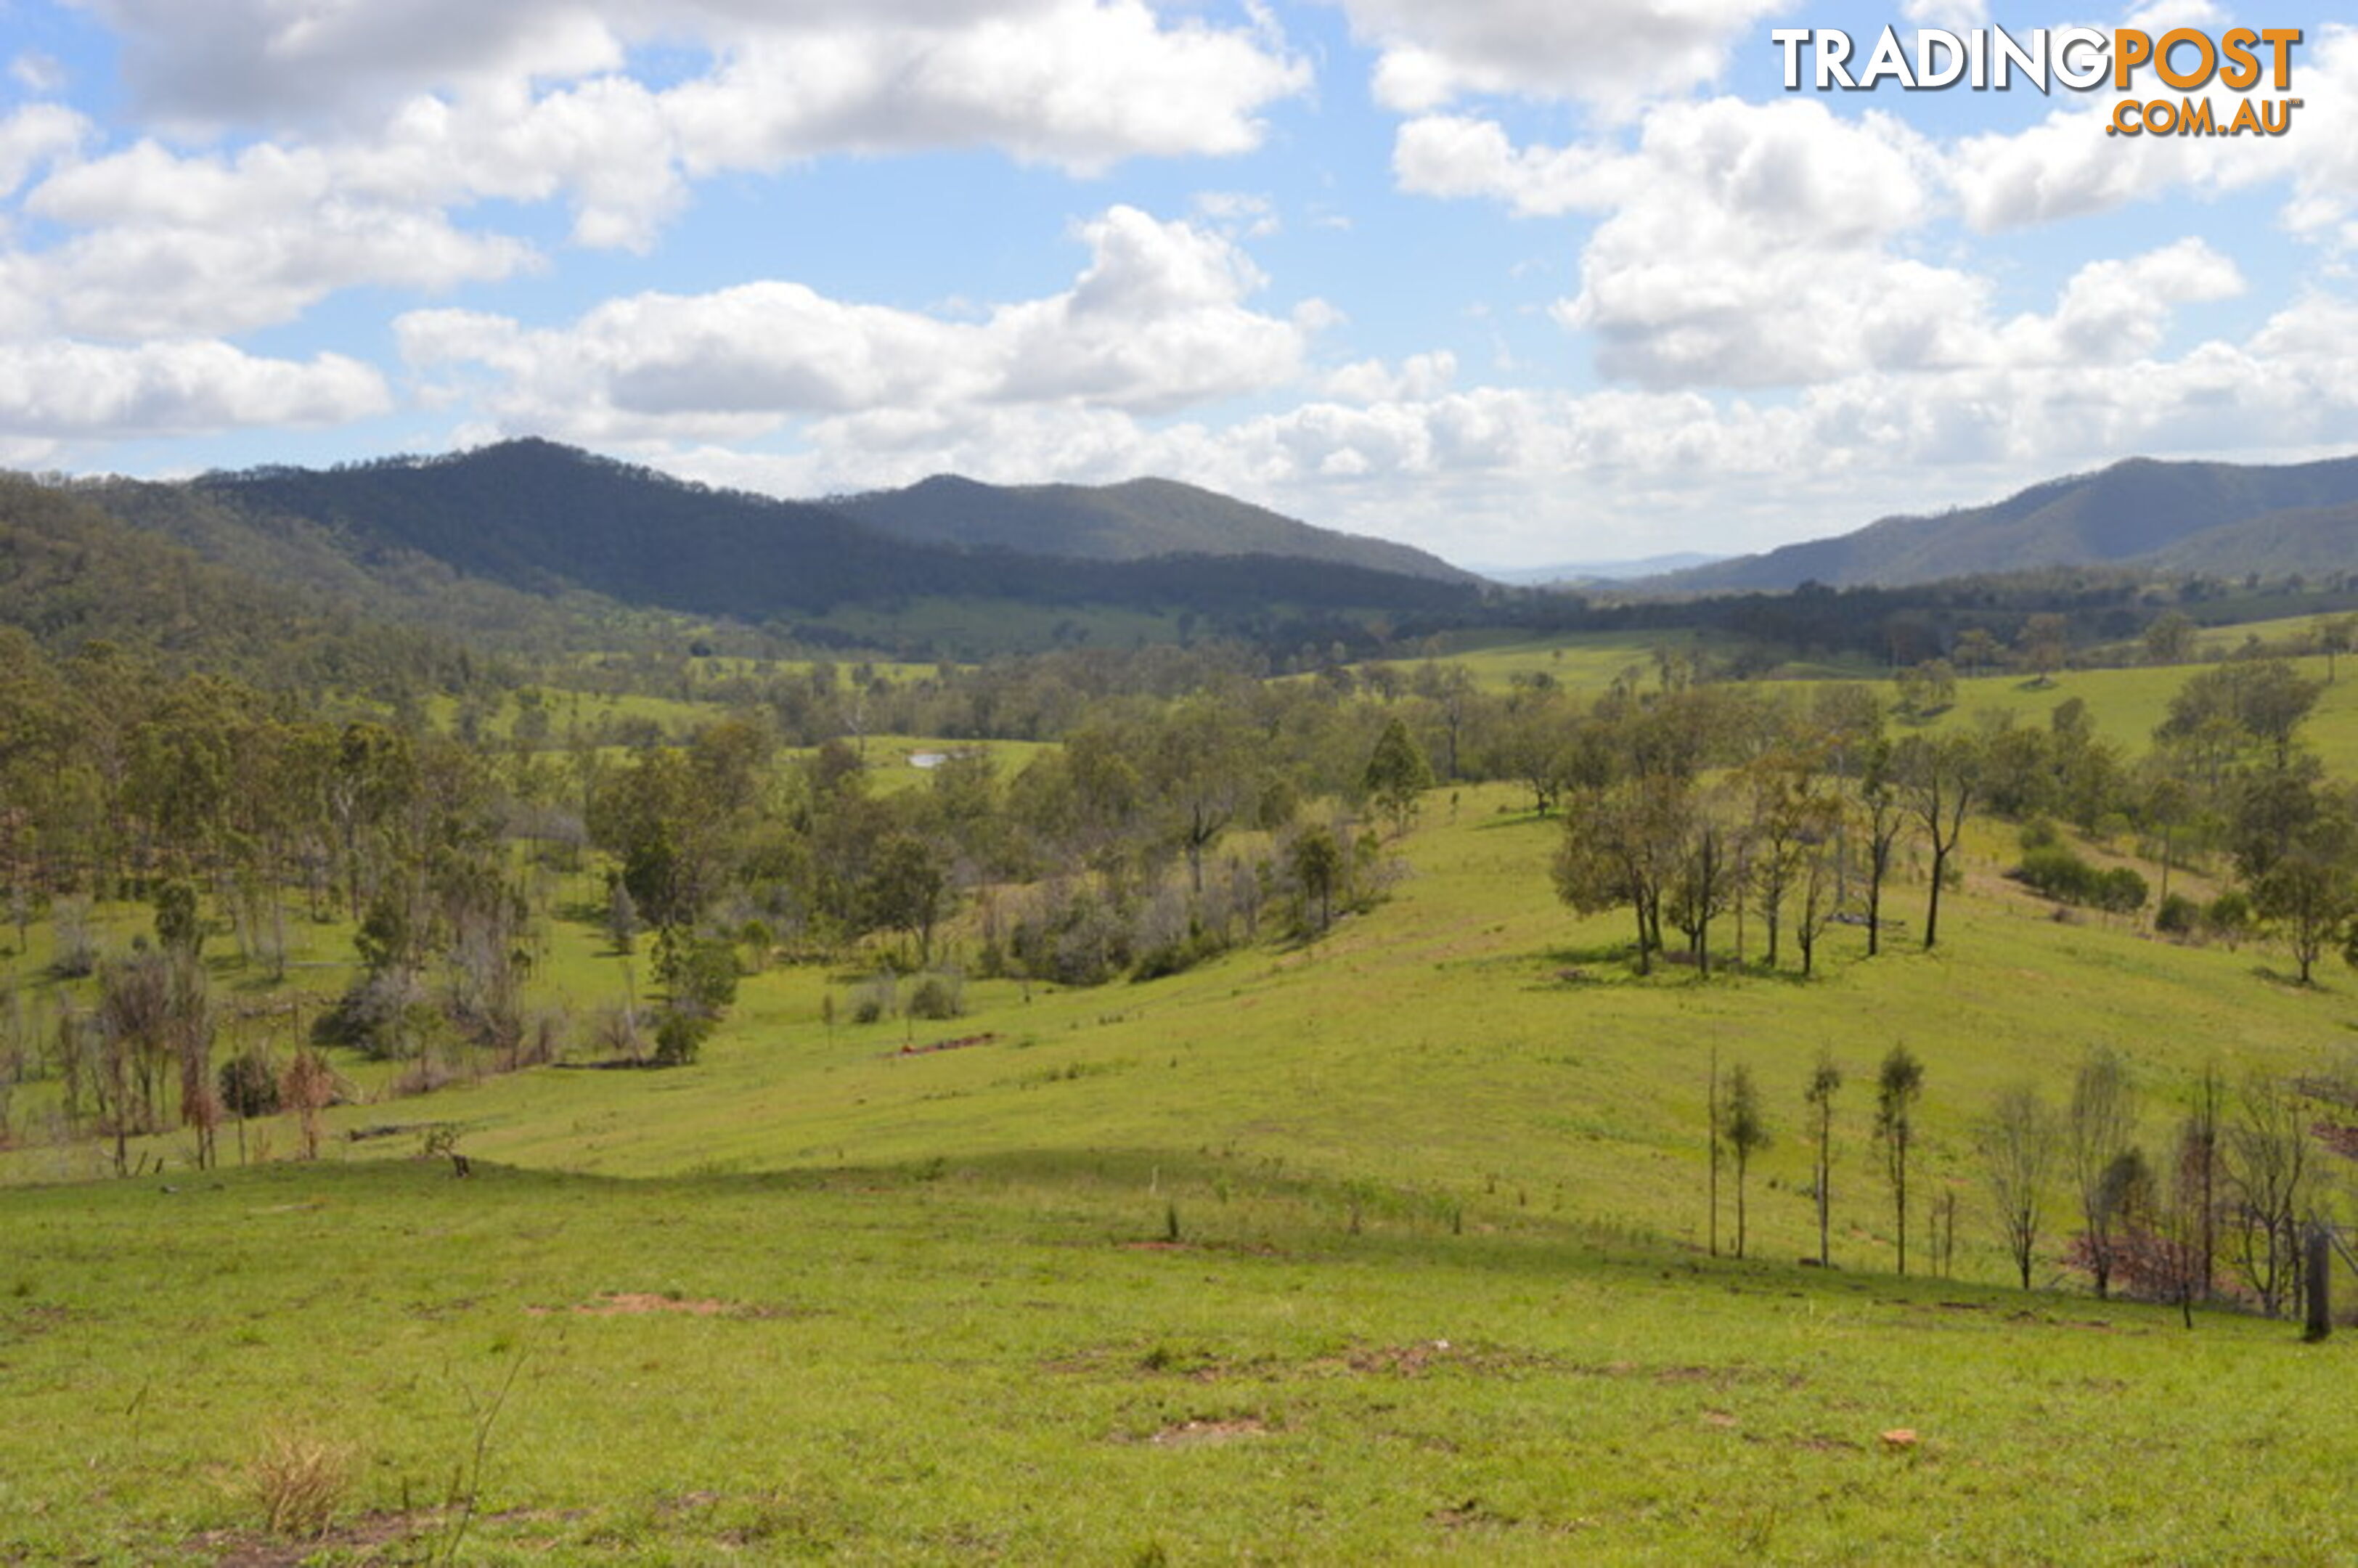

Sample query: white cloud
[661,3,1307,176]
[9,52,67,95]
[1392,114,1623,216]
[1995,239,2245,367]
[0,104,90,203]
[0,339,391,438]
[83,0,1307,170]
[1192,190,1281,239]
[1321,351,1456,402]
[16,138,537,338]
[1950,23,2351,234]
[2118,0,2224,32]
[397,205,1314,442]
[1531,98,1964,388]
[1333,0,1788,116]
[495,271,2358,569]
[1901,0,1985,28]
[8,1,1310,341]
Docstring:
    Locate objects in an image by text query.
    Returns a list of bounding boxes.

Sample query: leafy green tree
[1894,730,1983,950]
[651,928,741,1066]
[1744,743,1840,971]
[1721,1062,1769,1259]
[152,878,203,961]
[1856,743,1909,959]
[326,722,415,919]
[2320,613,2358,684]
[1893,659,1957,723]
[1557,777,1687,976]
[863,832,955,965]
[2143,611,2198,666]
[1362,715,1435,838]
[2018,613,2069,683]
[2158,658,2321,770]
[1145,700,1257,895]
[2247,783,2358,984]
[1805,1053,1843,1267]
[1289,824,1344,935]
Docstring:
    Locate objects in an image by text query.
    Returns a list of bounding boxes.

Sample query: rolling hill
[835,472,1477,584]
[184,441,1482,629]
[1647,453,2358,594]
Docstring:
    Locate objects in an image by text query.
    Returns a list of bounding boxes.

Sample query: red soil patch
[529,1292,736,1318]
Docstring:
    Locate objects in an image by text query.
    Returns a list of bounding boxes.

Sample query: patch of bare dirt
[195,1508,587,1566]
[526,1292,794,1318]
[1146,1417,1269,1448]
[191,1509,433,1566]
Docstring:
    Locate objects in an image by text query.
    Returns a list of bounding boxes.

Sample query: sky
[0,0,2353,570]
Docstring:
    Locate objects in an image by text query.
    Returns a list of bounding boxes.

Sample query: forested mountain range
[1645,454,2358,594]
[833,473,1475,584]
[189,441,1484,628]
[0,473,479,694]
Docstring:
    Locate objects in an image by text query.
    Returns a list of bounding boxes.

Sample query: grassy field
[1418,631,1700,695]
[1906,653,2358,776]
[8,773,2358,1560]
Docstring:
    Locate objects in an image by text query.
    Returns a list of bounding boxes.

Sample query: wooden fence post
[2304,1224,2331,1343]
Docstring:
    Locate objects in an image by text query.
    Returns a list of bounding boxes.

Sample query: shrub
[218,1048,281,1118]
[2011,845,2097,904]
[850,973,896,1024]
[2092,866,2149,915]
[653,1009,709,1066]
[907,973,964,1021]
[47,898,94,979]
[2155,891,2201,936]
[312,969,434,1060]
[2207,889,2253,937]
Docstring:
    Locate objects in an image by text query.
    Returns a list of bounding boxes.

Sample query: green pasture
[1409,631,1702,695]
[7,1150,2351,1565]
[9,758,2358,1556]
[1901,653,2358,776]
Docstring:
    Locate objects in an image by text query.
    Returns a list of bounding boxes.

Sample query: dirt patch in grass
[1146,1417,1270,1447]
[1311,1339,1565,1379]
[196,1507,589,1566]
[190,1508,436,1567]
[1331,1339,1464,1376]
[1,1302,77,1341]
[528,1292,799,1319]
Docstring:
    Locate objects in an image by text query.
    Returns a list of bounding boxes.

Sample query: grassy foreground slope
[7,788,2358,1561]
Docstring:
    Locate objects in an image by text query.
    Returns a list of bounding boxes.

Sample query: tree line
[1709,1041,2338,1323]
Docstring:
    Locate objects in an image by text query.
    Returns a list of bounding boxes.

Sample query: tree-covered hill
[1647,453,2358,594]
[834,472,1478,584]
[0,473,476,695]
[194,440,1486,626]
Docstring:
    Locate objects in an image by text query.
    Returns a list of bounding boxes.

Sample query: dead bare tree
[1977,1083,2058,1290]
[2068,1046,2139,1298]
[2226,1071,2317,1319]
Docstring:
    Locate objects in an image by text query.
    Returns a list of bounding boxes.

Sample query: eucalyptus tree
[1876,1045,1925,1275]
[1893,730,1984,951]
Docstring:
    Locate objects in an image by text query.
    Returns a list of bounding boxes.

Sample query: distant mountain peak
[834,470,1477,584]
[1639,452,2358,595]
